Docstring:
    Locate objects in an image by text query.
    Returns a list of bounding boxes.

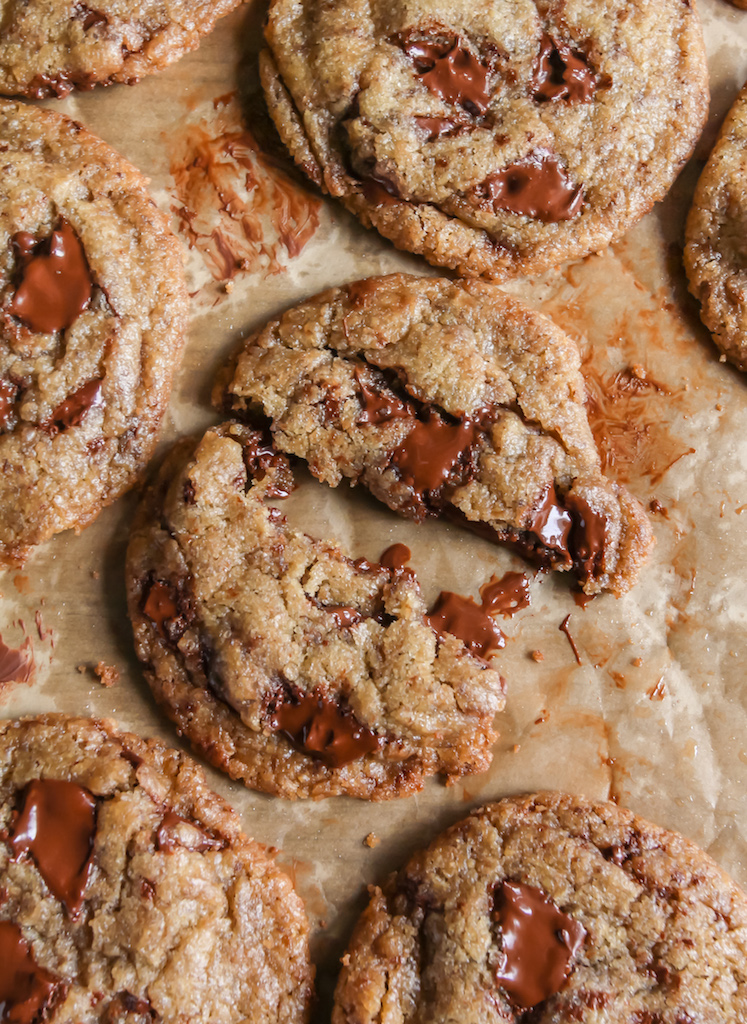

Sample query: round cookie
[0,714,314,1024]
[0,99,188,565]
[0,0,245,98]
[685,80,747,372]
[334,792,747,1023]
[216,274,653,596]
[261,0,709,279]
[126,422,507,801]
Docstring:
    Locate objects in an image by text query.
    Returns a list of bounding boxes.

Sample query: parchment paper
[2,1,747,1016]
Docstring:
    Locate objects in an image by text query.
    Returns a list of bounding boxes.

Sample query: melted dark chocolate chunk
[46,378,103,432]
[426,591,505,658]
[532,34,596,103]
[310,598,363,628]
[392,411,481,498]
[141,579,191,646]
[527,484,573,561]
[75,4,108,29]
[8,220,93,333]
[473,150,583,222]
[360,178,399,208]
[480,572,531,617]
[0,379,18,432]
[241,433,293,498]
[401,38,491,115]
[413,115,462,139]
[267,684,379,767]
[156,810,226,853]
[0,921,64,1024]
[565,493,607,582]
[355,369,413,426]
[493,880,586,1009]
[379,543,411,571]
[26,71,98,99]
[9,779,98,917]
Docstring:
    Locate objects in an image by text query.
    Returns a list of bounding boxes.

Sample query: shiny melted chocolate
[413,115,461,139]
[532,34,596,103]
[156,810,226,853]
[0,921,64,1024]
[426,591,505,658]
[242,433,293,498]
[392,411,481,497]
[355,369,413,426]
[9,779,98,917]
[527,484,573,561]
[480,572,531,617]
[473,150,583,222]
[401,38,491,115]
[47,378,103,432]
[493,880,586,1009]
[379,543,411,571]
[565,492,607,582]
[141,579,190,645]
[8,220,93,333]
[267,686,379,768]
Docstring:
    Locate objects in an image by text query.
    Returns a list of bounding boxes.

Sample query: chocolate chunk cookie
[334,792,747,1023]
[260,0,708,279]
[0,99,187,565]
[0,714,313,1024]
[685,80,747,372]
[216,275,653,596]
[126,422,506,801]
[0,0,244,98]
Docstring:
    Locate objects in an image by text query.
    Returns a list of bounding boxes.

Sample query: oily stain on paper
[538,253,699,492]
[167,94,321,285]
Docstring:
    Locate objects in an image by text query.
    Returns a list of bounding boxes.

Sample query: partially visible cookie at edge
[685,79,747,372]
[126,422,507,801]
[0,713,314,1024]
[0,98,188,565]
[261,0,708,279]
[333,792,747,1023]
[0,0,245,98]
[216,274,654,596]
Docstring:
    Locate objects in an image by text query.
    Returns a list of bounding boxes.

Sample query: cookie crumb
[94,661,120,687]
[76,663,86,673]
[91,570,100,580]
[632,656,643,667]
[364,832,380,849]
[512,744,520,754]
[341,954,351,966]
[531,649,544,662]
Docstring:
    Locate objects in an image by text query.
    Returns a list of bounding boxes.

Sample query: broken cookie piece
[216,274,653,596]
[126,422,506,801]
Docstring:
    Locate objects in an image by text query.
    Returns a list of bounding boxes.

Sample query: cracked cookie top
[0,99,187,564]
[334,792,747,1023]
[0,714,313,1024]
[0,0,244,98]
[260,0,708,279]
[126,422,506,801]
[217,274,653,596]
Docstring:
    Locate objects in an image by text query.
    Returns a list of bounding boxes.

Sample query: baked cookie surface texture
[0,714,313,1024]
[217,274,653,596]
[0,99,188,564]
[334,792,747,1023]
[126,422,507,801]
[261,0,709,279]
[685,79,747,372]
[0,0,245,98]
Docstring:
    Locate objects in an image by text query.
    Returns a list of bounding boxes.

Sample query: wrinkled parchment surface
[1,0,747,1014]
